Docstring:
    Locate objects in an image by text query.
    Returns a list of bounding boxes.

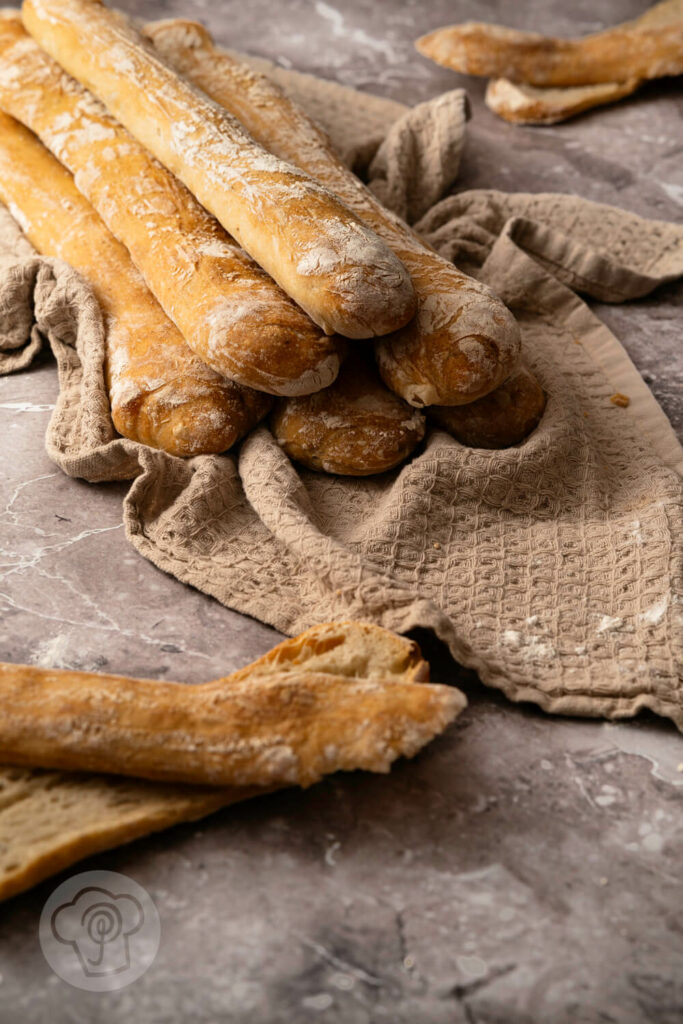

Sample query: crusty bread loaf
[271,351,426,476]
[0,621,464,903]
[0,13,341,397]
[0,624,465,788]
[430,365,546,448]
[0,108,272,456]
[22,0,418,340]
[416,0,683,87]
[146,17,520,407]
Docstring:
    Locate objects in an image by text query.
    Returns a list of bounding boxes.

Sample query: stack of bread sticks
[0,0,547,474]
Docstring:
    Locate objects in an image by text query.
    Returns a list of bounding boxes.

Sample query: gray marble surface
[0,2,682,1022]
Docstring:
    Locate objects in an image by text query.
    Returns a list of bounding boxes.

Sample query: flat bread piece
[485,78,642,125]
[417,0,683,87]
[0,623,466,902]
[0,768,262,905]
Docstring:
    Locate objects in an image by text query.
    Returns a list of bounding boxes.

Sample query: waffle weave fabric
[1,43,682,728]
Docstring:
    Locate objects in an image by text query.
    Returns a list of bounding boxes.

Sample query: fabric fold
[1,56,681,730]
[367,89,470,223]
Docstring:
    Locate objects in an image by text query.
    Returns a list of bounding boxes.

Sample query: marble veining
[0,2,681,1022]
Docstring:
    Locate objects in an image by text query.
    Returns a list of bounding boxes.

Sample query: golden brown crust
[0,624,465,788]
[429,365,546,449]
[145,17,520,407]
[0,13,341,397]
[231,621,431,682]
[0,622,462,902]
[0,666,463,787]
[485,77,642,125]
[0,109,272,455]
[416,0,683,87]
[271,352,426,475]
[22,0,417,340]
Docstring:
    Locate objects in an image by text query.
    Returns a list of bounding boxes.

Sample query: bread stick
[417,0,683,87]
[0,109,272,456]
[146,18,521,407]
[0,13,341,398]
[0,658,464,788]
[22,0,417,341]
[271,352,425,476]
[430,365,546,448]
[0,622,461,903]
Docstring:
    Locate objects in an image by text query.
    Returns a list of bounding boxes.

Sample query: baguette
[0,622,462,903]
[146,18,521,407]
[430,365,546,448]
[416,0,683,87]
[0,109,272,456]
[22,0,417,341]
[0,639,464,790]
[0,13,341,397]
[271,351,425,476]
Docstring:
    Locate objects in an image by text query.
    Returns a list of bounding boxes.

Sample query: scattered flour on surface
[502,630,556,660]
[637,595,669,627]
[314,2,398,61]
[0,401,55,413]
[629,519,644,545]
[32,633,72,669]
[660,182,683,206]
[596,614,625,635]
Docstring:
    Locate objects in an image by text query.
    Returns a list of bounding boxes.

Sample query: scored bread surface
[0,108,272,455]
[22,0,418,340]
[272,351,426,475]
[0,12,342,397]
[147,17,521,407]
[430,365,546,448]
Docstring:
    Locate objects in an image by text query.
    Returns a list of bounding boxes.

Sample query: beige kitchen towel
[1,52,682,730]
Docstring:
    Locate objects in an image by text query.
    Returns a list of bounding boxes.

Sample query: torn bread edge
[0,622,466,901]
